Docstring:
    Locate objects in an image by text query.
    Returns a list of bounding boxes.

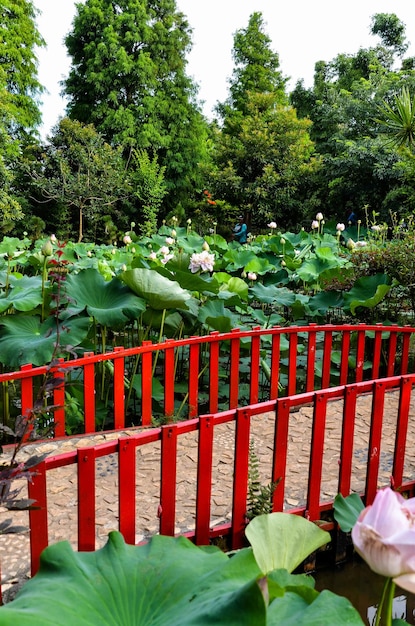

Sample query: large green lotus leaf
[343,274,392,314]
[296,256,339,283]
[0,532,265,626]
[156,266,219,294]
[250,283,296,306]
[308,291,344,315]
[0,315,90,367]
[65,268,146,327]
[216,274,249,300]
[197,299,239,332]
[5,275,44,311]
[245,513,330,574]
[204,234,229,251]
[244,256,273,274]
[223,248,257,271]
[120,268,192,310]
[267,588,364,625]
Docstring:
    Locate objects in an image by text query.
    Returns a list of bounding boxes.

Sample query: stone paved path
[1,389,415,601]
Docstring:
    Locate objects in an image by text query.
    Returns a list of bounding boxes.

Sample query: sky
[33,0,415,139]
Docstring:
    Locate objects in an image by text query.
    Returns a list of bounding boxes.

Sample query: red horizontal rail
[1,324,415,439]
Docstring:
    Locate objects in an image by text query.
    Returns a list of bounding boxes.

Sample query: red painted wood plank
[365,382,385,504]
[119,437,136,544]
[209,333,220,413]
[113,347,125,430]
[400,332,410,375]
[250,331,260,404]
[306,326,317,392]
[387,330,398,377]
[338,385,357,496]
[83,352,96,433]
[231,408,251,549]
[306,392,328,521]
[339,330,350,385]
[163,342,175,419]
[272,399,290,512]
[78,447,96,551]
[229,330,240,409]
[53,358,66,438]
[159,425,177,536]
[28,461,48,575]
[141,341,153,426]
[355,328,365,383]
[195,415,214,544]
[270,332,281,399]
[20,364,34,442]
[321,330,333,390]
[287,333,298,396]
[392,377,412,488]
[371,327,382,380]
[188,343,200,418]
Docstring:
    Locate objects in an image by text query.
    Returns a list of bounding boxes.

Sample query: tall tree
[0,0,44,137]
[63,0,208,212]
[211,12,315,229]
[0,0,44,229]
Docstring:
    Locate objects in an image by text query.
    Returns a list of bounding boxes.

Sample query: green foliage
[0,519,363,625]
[246,440,279,520]
[63,0,209,211]
[333,493,365,533]
[130,149,167,236]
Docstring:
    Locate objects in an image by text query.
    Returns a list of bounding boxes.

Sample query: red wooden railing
[0,323,414,437]
[23,373,415,577]
[1,324,415,593]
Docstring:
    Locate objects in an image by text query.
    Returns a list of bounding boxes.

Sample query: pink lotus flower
[352,488,415,592]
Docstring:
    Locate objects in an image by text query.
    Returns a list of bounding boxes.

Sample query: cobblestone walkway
[1,389,415,600]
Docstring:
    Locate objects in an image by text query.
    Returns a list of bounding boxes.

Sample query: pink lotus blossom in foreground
[352,487,415,593]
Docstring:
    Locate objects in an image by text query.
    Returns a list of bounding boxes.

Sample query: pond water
[314,558,415,625]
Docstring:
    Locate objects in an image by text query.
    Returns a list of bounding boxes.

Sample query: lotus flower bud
[41,240,53,257]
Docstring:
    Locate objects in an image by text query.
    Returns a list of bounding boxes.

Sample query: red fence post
[306,391,328,521]
[306,324,317,392]
[141,341,153,426]
[338,385,358,496]
[78,447,96,551]
[270,332,281,399]
[188,342,200,418]
[250,328,261,404]
[195,415,214,545]
[392,376,412,489]
[231,407,251,549]
[28,461,48,575]
[209,332,220,414]
[229,329,240,409]
[164,341,175,419]
[119,437,136,544]
[371,325,383,380]
[159,425,177,536]
[83,352,96,433]
[387,328,398,377]
[53,358,66,438]
[20,364,34,442]
[321,329,333,390]
[355,326,366,383]
[113,347,125,430]
[400,331,411,375]
[340,330,351,385]
[365,381,386,504]
[287,332,297,396]
[272,399,290,512]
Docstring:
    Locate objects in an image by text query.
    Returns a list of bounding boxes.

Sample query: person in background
[232,215,247,244]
